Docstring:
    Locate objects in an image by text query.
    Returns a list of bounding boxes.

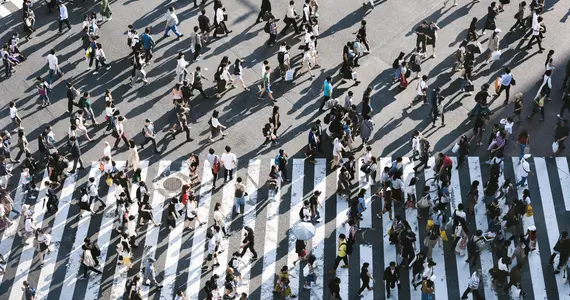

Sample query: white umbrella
[291,222,316,240]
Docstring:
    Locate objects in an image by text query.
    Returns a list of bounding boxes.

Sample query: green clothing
[78,97,92,110]
[101,0,112,18]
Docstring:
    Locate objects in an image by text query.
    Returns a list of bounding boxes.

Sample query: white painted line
[0,171,27,284]
[83,161,126,300]
[359,244,374,300]
[335,167,349,300]
[555,157,570,211]
[0,6,11,18]
[186,159,216,299]
[160,161,196,300]
[467,157,498,300]
[212,160,236,290]
[59,163,102,299]
[402,158,421,300]
[12,0,22,9]
[260,159,281,298]
[7,170,49,299]
[237,159,261,296]
[358,159,372,228]
[311,158,326,300]
[533,158,570,296]
[288,159,304,298]
[424,157,448,300]
[449,157,471,297]
[35,174,77,296]
[379,157,398,300]
[108,161,148,300]
[140,160,171,300]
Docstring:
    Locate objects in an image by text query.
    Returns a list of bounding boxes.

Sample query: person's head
[212,110,219,118]
[490,1,496,7]
[505,67,511,74]
[118,116,124,122]
[145,26,151,34]
[361,20,367,26]
[561,119,568,127]
[50,49,56,55]
[389,261,396,270]
[289,0,294,5]
[326,76,332,82]
[237,177,242,183]
[422,75,428,81]
[338,233,346,240]
[225,145,231,153]
[475,229,483,237]
[471,180,480,188]
[168,6,175,12]
[201,8,206,15]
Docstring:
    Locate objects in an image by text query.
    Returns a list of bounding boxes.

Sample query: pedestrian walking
[176,51,189,83]
[480,2,498,35]
[80,244,102,279]
[461,270,482,299]
[256,0,272,24]
[207,148,221,189]
[356,262,375,297]
[383,261,400,298]
[140,27,155,63]
[164,7,183,39]
[239,226,258,261]
[22,280,36,300]
[190,26,202,61]
[495,68,515,105]
[328,234,349,274]
[58,2,71,33]
[220,145,236,183]
[46,49,64,85]
[100,0,112,21]
[190,66,210,98]
[258,66,277,102]
[112,116,129,150]
[281,1,300,35]
[140,118,160,153]
[213,5,231,38]
[551,119,569,157]
[143,257,163,288]
[68,136,85,173]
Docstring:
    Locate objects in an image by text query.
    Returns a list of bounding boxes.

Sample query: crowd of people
[1,0,570,299]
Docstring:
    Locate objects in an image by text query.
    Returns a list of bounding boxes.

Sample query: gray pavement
[1,0,570,299]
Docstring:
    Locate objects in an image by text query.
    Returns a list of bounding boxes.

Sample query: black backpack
[392,58,400,69]
[264,21,271,33]
[277,51,285,65]
[299,207,306,220]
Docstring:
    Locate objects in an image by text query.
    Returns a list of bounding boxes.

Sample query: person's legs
[194,44,202,61]
[461,287,472,298]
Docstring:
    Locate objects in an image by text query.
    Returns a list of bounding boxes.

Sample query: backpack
[264,21,271,33]
[419,138,430,154]
[277,51,285,65]
[27,287,36,297]
[299,207,306,220]
[274,155,282,166]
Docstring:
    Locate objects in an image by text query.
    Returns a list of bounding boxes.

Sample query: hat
[523,154,531,160]
[494,28,502,33]
[528,225,536,231]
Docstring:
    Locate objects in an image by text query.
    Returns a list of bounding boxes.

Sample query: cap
[523,154,531,159]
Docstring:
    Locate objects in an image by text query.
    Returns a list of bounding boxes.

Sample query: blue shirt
[308,131,318,147]
[140,33,155,50]
[323,80,332,96]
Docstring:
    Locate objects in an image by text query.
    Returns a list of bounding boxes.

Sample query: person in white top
[18,206,35,244]
[536,69,553,101]
[213,202,230,237]
[46,49,64,84]
[495,67,514,105]
[175,51,189,83]
[58,2,71,33]
[164,7,183,38]
[331,134,345,170]
[282,1,300,34]
[411,75,428,106]
[102,141,112,161]
[526,12,545,52]
[299,47,314,77]
[8,101,21,133]
[113,116,129,149]
[500,117,514,140]
[208,110,227,141]
[516,154,534,187]
[36,229,52,266]
[213,6,231,38]
[207,148,221,189]
[93,43,111,74]
[220,145,237,183]
[75,110,93,142]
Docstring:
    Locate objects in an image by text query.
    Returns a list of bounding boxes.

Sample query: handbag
[417,195,430,208]
[285,69,294,81]
[223,14,228,21]
[452,143,460,154]
[234,188,244,198]
[526,204,534,217]
[212,157,221,173]
[552,141,559,153]
[360,163,371,173]
[105,176,113,187]
[494,77,501,94]
[491,50,501,61]
[426,219,434,231]
[351,72,358,80]
[440,229,448,242]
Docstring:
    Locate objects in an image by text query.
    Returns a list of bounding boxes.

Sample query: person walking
[328,234,349,274]
[164,7,183,39]
[525,12,545,52]
[100,0,112,21]
[495,68,515,105]
[140,27,155,63]
[190,66,210,99]
[383,261,400,298]
[274,149,289,181]
[58,2,71,33]
[112,116,129,150]
[143,257,163,288]
[93,43,111,75]
[319,76,333,110]
[502,264,526,296]
[46,49,64,85]
[80,244,102,279]
[239,226,258,261]
[208,110,227,141]
[213,4,231,38]
[480,2,498,35]
[175,51,189,83]
[220,145,237,183]
[516,153,533,187]
[551,119,569,157]
[461,270,482,299]
[258,66,276,102]
[356,262,375,297]
[140,119,160,153]
[281,1,300,35]
[189,26,202,61]
[256,0,272,24]
[68,136,85,174]
[558,87,570,118]
[22,280,36,300]
[484,28,501,64]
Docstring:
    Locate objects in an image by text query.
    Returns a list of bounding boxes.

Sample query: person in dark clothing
[83,238,102,267]
[193,0,206,7]
[383,261,400,298]
[558,87,570,118]
[329,277,341,300]
[66,83,79,114]
[502,263,526,296]
[239,226,258,261]
[275,149,289,181]
[553,231,570,273]
[357,262,374,296]
[68,136,84,173]
[45,181,59,214]
[256,0,272,23]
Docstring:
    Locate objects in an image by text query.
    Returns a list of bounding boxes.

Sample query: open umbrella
[291,222,316,240]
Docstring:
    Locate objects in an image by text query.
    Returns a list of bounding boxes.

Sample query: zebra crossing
[0,156,569,300]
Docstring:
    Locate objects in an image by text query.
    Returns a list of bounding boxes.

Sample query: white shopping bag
[452,142,460,153]
[285,69,294,81]
[552,141,559,153]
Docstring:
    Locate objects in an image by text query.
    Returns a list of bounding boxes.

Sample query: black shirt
[474,117,485,130]
[243,233,254,244]
[555,124,570,140]
[329,282,340,295]
[415,25,426,40]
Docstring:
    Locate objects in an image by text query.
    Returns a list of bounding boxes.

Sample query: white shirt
[286,5,296,19]
[59,5,68,20]
[127,219,136,237]
[332,138,343,157]
[207,153,219,167]
[468,272,480,289]
[103,145,112,159]
[176,57,188,75]
[9,107,17,119]
[416,79,427,96]
[47,54,58,70]
[213,210,225,225]
[412,136,422,151]
[88,182,98,197]
[523,195,531,205]
[25,216,34,232]
[95,48,105,59]
[499,73,513,86]
[105,106,115,117]
[210,117,221,128]
[208,237,216,254]
[215,8,224,23]
[186,200,197,218]
[220,152,236,170]
[115,122,124,135]
[362,151,372,164]
[531,12,539,35]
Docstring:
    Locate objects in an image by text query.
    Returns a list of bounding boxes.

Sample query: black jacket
[383,267,400,284]
[70,141,81,158]
[261,0,271,11]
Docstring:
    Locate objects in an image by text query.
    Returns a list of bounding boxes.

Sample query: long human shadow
[317,5,368,39]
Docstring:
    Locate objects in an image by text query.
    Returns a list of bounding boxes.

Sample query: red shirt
[180,192,189,206]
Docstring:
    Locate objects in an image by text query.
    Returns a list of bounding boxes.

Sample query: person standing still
[58,2,71,33]
[164,7,183,39]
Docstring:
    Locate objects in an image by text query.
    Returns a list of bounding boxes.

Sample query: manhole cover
[163,177,183,191]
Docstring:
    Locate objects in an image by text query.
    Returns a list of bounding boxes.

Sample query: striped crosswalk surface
[0,156,569,300]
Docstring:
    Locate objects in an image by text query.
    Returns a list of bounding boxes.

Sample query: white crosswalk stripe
[0,156,568,300]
